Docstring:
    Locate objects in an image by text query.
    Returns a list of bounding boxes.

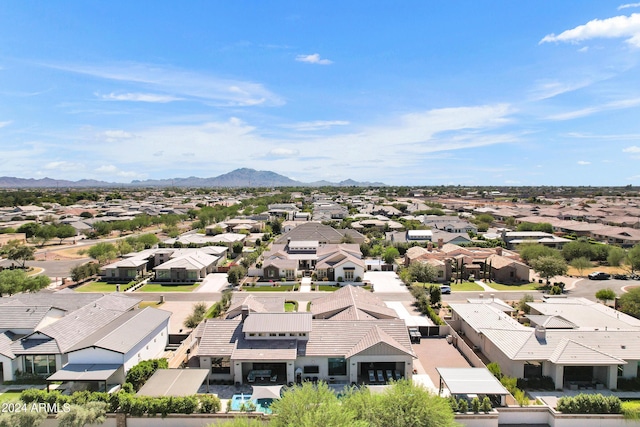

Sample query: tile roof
[0,306,54,330]
[242,313,313,334]
[66,307,171,354]
[311,285,397,320]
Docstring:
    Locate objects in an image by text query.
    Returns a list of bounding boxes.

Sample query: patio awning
[137,369,209,397]
[47,364,122,382]
[437,368,509,395]
[250,385,283,400]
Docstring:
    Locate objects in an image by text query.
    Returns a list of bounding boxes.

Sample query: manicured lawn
[136,283,201,292]
[316,285,340,292]
[485,282,541,291]
[0,390,23,403]
[284,301,298,312]
[449,282,483,291]
[244,285,296,292]
[75,281,123,293]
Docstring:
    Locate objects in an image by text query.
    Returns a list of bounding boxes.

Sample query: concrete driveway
[195,273,230,293]
[364,271,409,293]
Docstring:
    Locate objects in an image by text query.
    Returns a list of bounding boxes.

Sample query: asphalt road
[563,277,640,300]
[0,258,91,279]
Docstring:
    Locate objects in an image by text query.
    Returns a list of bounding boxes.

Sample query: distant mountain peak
[0,168,385,188]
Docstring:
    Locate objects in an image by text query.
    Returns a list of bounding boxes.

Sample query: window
[618,365,625,377]
[524,362,542,379]
[24,355,56,376]
[304,365,320,374]
[279,333,286,337]
[211,357,231,374]
[270,333,277,337]
[344,270,354,281]
[328,358,347,376]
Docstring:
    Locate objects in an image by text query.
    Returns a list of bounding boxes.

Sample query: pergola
[436,367,509,406]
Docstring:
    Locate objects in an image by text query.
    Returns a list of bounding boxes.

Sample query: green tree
[530,256,568,284]
[0,269,26,296]
[518,243,560,263]
[16,222,40,239]
[343,379,457,427]
[227,265,247,285]
[270,381,365,427]
[116,240,133,257]
[55,224,77,244]
[627,244,640,273]
[607,246,626,267]
[56,401,107,427]
[570,257,592,277]
[562,240,596,261]
[0,406,47,427]
[618,288,640,319]
[137,233,159,249]
[87,242,117,265]
[0,240,35,268]
[407,262,439,283]
[428,284,441,306]
[34,224,57,246]
[382,247,400,264]
[595,288,616,305]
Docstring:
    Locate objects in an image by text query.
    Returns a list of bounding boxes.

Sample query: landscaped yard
[284,301,298,312]
[0,390,23,403]
[75,281,123,293]
[244,285,296,292]
[485,282,541,291]
[136,283,201,292]
[316,285,341,292]
[567,265,628,277]
[450,281,484,291]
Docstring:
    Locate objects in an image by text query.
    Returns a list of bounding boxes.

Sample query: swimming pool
[230,394,274,414]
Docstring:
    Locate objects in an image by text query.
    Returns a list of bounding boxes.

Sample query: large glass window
[211,357,231,374]
[344,270,354,281]
[24,355,56,376]
[328,358,347,376]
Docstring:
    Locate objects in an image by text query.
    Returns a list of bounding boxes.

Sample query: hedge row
[556,394,621,414]
[20,389,221,416]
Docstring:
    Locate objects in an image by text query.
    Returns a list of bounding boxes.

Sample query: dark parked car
[588,272,610,280]
[613,274,628,280]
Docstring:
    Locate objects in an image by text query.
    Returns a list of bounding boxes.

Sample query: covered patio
[47,363,124,393]
[437,367,510,406]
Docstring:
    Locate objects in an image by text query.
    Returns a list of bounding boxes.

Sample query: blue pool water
[230,394,274,414]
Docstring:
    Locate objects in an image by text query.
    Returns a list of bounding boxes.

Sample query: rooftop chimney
[535,326,546,342]
[427,242,433,251]
[241,304,250,322]
[437,238,444,249]
[495,247,503,256]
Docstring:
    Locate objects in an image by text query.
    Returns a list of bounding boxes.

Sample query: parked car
[588,272,610,280]
[613,274,628,280]
[440,284,451,294]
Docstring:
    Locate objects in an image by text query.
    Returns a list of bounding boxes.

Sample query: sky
[1,1,640,186]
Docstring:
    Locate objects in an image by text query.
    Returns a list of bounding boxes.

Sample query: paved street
[0,258,90,280]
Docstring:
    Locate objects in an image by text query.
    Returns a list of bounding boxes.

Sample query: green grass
[0,390,23,403]
[245,285,296,292]
[284,301,298,312]
[450,282,484,291]
[75,281,123,293]
[316,285,341,292]
[484,282,541,291]
[136,283,201,292]
[622,401,640,420]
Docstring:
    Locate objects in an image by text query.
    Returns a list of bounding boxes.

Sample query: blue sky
[1,1,640,186]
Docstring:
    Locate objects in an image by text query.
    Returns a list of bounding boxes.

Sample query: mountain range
[0,168,385,189]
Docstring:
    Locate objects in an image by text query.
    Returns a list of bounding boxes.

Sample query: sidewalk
[474,280,496,292]
[299,277,312,292]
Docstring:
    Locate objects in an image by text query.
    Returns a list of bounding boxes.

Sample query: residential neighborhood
[2,185,640,426]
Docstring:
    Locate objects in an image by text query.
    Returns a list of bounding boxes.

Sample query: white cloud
[102,130,134,142]
[577,160,591,165]
[619,3,640,10]
[48,62,284,107]
[545,97,640,120]
[282,120,350,131]
[295,53,333,65]
[44,161,85,170]
[95,164,142,178]
[623,145,640,152]
[530,79,594,100]
[98,92,181,103]
[0,121,12,128]
[540,13,640,47]
[578,46,590,52]
[266,148,300,158]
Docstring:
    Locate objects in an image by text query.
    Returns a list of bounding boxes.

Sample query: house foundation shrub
[556,393,621,414]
